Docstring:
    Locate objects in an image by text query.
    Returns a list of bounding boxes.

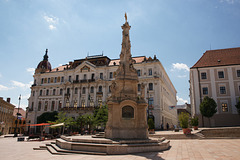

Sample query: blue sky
[0,0,240,109]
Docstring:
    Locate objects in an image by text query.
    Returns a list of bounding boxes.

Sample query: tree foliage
[179,112,189,128]
[200,96,217,118]
[94,105,108,127]
[37,111,58,123]
[148,118,155,130]
[235,97,240,115]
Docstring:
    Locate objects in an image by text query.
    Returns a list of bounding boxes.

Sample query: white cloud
[11,80,32,89]
[43,14,59,30]
[0,84,9,91]
[43,15,59,24]
[171,63,190,72]
[177,96,188,104]
[49,24,56,30]
[219,0,240,3]
[26,68,35,75]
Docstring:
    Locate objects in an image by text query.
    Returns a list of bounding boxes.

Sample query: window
[122,106,134,118]
[148,68,152,76]
[90,86,94,93]
[237,70,240,77]
[137,70,141,76]
[98,86,102,92]
[31,102,34,111]
[44,101,48,111]
[61,76,64,82]
[138,84,141,92]
[68,76,71,82]
[149,83,153,91]
[109,86,111,93]
[222,103,228,112]
[218,71,224,78]
[40,90,42,96]
[84,74,87,80]
[74,100,77,108]
[66,100,70,108]
[54,77,57,83]
[149,97,154,110]
[46,89,49,96]
[202,87,208,95]
[41,78,44,84]
[33,91,35,96]
[51,101,55,111]
[67,88,70,94]
[220,86,226,94]
[201,72,207,79]
[98,98,102,107]
[48,78,50,83]
[75,88,78,94]
[76,75,79,81]
[90,98,94,107]
[60,89,63,95]
[109,72,113,79]
[38,102,41,111]
[81,99,85,107]
[82,87,86,94]
[100,73,103,79]
[58,101,62,109]
[53,89,56,95]
[91,73,95,80]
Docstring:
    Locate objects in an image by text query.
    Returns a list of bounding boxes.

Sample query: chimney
[7,98,11,103]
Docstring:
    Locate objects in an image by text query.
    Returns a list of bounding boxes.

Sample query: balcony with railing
[58,106,99,111]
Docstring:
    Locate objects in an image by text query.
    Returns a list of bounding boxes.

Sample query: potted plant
[190,116,199,130]
[148,118,155,134]
[179,112,190,134]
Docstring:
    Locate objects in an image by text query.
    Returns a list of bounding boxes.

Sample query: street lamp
[14,95,21,137]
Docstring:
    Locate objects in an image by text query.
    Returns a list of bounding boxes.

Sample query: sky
[0,0,240,110]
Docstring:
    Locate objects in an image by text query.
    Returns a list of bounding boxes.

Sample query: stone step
[50,143,107,155]
[33,146,47,150]
[195,132,205,139]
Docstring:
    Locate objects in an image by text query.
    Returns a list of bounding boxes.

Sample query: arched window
[60,89,63,95]
[40,90,42,96]
[53,89,56,95]
[38,101,41,111]
[82,87,86,94]
[122,106,134,118]
[67,88,70,94]
[46,89,49,96]
[90,86,94,93]
[51,101,55,111]
[98,86,102,92]
[75,88,78,94]
[149,83,153,91]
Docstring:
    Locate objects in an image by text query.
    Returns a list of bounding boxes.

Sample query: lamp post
[14,95,21,137]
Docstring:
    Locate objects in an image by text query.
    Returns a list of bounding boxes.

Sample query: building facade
[27,22,177,130]
[0,97,15,135]
[190,47,240,127]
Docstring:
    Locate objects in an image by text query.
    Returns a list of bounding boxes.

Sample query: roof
[191,47,240,68]
[109,56,146,66]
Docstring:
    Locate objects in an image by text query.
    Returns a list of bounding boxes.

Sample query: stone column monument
[105,13,148,139]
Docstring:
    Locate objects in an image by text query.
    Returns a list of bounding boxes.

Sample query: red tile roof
[191,47,240,68]
[109,56,146,66]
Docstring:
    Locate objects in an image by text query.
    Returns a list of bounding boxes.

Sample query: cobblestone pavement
[0,137,240,160]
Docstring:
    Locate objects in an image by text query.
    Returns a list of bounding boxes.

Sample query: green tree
[51,112,75,134]
[200,96,217,127]
[83,114,94,133]
[148,118,155,130]
[94,105,108,128]
[235,97,240,115]
[179,112,189,128]
[37,111,58,123]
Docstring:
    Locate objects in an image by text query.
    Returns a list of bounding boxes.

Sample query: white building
[190,47,240,127]
[27,22,177,130]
